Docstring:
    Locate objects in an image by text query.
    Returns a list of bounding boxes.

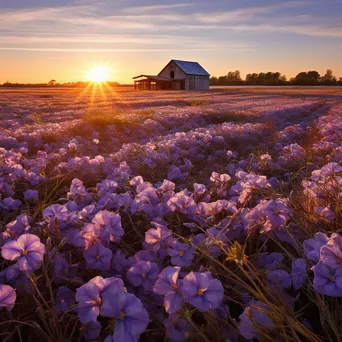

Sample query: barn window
[170,70,175,79]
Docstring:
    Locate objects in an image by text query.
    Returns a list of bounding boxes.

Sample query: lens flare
[86,65,111,83]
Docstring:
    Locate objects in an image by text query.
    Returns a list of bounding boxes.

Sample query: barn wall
[158,62,187,80]
[195,76,210,90]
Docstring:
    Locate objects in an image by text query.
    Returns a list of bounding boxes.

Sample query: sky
[0,0,342,83]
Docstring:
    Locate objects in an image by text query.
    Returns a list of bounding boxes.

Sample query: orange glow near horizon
[86,65,113,83]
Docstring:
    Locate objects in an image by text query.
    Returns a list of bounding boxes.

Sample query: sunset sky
[1,0,342,84]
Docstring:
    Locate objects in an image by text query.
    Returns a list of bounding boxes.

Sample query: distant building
[133,59,210,91]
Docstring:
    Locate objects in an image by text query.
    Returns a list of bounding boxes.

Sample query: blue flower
[313,262,342,296]
[101,289,150,342]
[181,272,224,312]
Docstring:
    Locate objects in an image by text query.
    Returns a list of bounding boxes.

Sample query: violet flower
[168,240,195,267]
[127,261,159,291]
[238,301,273,339]
[313,262,342,296]
[82,320,102,340]
[83,243,113,270]
[0,284,16,311]
[291,258,307,290]
[1,233,45,271]
[55,286,75,314]
[153,267,183,313]
[101,289,150,342]
[181,272,224,312]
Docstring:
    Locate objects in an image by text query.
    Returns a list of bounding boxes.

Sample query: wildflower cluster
[0,90,341,341]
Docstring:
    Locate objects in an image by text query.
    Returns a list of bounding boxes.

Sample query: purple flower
[43,204,69,222]
[67,178,92,205]
[101,290,150,342]
[24,189,39,203]
[238,301,273,339]
[168,241,195,267]
[82,320,102,340]
[304,232,329,263]
[76,276,124,324]
[262,199,292,229]
[181,272,224,312]
[55,286,75,314]
[320,234,342,267]
[313,262,342,296]
[257,252,284,271]
[291,258,307,290]
[5,214,31,237]
[92,210,124,243]
[315,207,336,221]
[113,249,129,273]
[144,223,172,252]
[153,267,183,313]
[83,243,113,270]
[53,254,79,284]
[1,233,45,271]
[1,197,22,211]
[0,284,16,311]
[165,314,193,342]
[167,195,197,217]
[127,261,159,291]
[267,270,292,289]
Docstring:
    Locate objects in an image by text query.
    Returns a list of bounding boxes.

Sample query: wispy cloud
[193,1,311,23]
[0,47,216,52]
[0,0,341,57]
[123,3,194,14]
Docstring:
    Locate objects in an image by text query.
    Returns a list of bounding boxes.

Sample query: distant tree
[210,76,218,85]
[279,75,287,83]
[291,71,320,85]
[48,80,56,86]
[307,71,320,83]
[320,69,337,85]
[245,73,258,85]
[226,70,242,84]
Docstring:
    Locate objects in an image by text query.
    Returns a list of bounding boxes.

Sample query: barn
[133,59,210,91]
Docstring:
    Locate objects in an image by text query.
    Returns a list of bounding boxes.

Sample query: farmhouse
[133,59,210,91]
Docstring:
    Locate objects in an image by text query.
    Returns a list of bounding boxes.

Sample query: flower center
[184,332,191,339]
[197,289,205,296]
[171,283,179,290]
[330,275,335,282]
[21,249,28,255]
[142,272,147,279]
[179,250,184,257]
[118,311,125,320]
[64,268,69,275]
[96,255,101,261]
[90,299,102,306]
[274,209,279,215]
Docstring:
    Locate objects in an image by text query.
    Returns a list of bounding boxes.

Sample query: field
[1,86,342,341]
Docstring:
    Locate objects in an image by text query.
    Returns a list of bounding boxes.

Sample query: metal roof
[171,60,210,76]
[133,75,171,81]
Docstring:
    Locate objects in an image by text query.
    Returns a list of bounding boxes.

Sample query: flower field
[1,87,342,341]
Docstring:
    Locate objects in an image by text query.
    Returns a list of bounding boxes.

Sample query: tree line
[0,81,120,88]
[210,69,342,86]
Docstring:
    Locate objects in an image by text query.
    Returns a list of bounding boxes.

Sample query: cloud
[0,0,341,55]
[0,47,216,52]
[123,3,194,14]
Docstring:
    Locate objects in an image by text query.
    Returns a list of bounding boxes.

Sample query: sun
[86,65,111,83]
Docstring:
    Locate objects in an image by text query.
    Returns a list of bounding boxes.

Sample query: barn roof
[171,60,210,76]
[133,75,170,80]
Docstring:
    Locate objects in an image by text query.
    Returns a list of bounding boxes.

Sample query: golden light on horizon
[86,65,112,83]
